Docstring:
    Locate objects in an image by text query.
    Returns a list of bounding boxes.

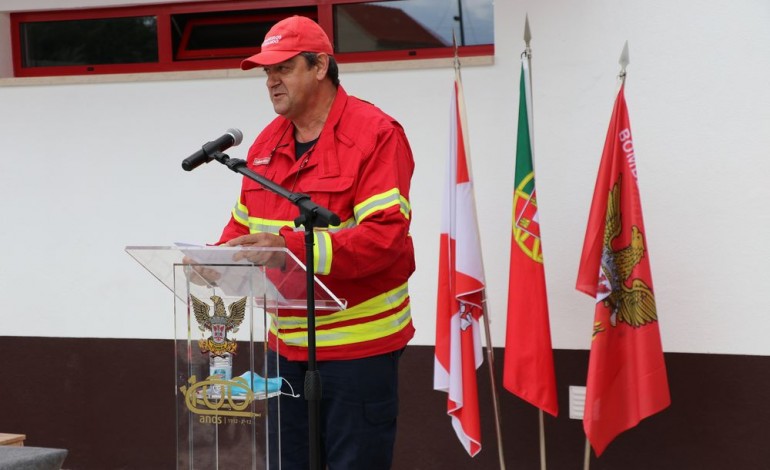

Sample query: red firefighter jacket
[216,86,415,361]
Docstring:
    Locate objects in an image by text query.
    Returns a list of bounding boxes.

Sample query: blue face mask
[230,371,283,396]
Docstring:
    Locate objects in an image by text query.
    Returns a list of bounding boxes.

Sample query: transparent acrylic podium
[125,245,345,470]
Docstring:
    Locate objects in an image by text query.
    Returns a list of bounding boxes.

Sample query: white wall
[1,0,769,355]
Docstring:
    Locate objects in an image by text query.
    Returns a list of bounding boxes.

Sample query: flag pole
[481,298,506,470]
[522,15,549,470]
[583,438,591,470]
[453,33,506,470]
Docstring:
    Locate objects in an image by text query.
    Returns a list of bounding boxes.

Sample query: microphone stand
[204,150,338,470]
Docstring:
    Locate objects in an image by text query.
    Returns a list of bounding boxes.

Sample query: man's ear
[315,53,330,81]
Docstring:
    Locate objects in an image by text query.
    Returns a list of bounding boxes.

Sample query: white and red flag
[434,66,486,457]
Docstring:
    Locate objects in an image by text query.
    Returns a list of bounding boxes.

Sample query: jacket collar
[269,86,349,177]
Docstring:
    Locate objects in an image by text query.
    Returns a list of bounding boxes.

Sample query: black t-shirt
[295,136,319,160]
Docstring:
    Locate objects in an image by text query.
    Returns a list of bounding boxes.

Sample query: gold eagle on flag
[598,176,657,327]
[191,295,246,356]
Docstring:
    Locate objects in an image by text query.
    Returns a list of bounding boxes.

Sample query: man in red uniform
[216,15,415,469]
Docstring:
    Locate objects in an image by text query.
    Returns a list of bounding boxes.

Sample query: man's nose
[266,72,279,88]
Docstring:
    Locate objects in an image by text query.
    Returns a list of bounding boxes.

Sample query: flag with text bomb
[503,57,558,417]
[576,85,670,456]
[434,69,485,457]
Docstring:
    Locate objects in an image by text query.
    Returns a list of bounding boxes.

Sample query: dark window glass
[20,16,158,67]
[334,0,493,53]
[171,8,316,60]
[185,21,264,50]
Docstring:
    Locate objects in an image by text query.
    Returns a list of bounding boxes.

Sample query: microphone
[182,128,244,171]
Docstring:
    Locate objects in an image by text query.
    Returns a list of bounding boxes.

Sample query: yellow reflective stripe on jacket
[274,283,409,329]
[234,199,358,234]
[308,217,357,233]
[354,188,411,222]
[399,195,411,219]
[249,218,288,234]
[233,201,249,227]
[232,201,290,234]
[327,217,357,231]
[314,231,332,274]
[277,303,412,348]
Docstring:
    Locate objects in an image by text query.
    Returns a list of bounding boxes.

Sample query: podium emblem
[191,295,247,355]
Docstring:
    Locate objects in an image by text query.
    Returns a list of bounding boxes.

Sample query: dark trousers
[268,349,403,470]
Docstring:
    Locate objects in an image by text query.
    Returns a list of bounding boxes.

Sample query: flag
[503,56,558,417]
[434,66,485,457]
[576,85,670,456]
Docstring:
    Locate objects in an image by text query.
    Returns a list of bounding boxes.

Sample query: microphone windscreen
[227,128,244,147]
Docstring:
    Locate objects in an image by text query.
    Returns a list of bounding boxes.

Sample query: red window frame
[175,11,316,61]
[10,0,494,78]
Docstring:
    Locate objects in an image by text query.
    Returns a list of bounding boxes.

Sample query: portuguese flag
[576,84,670,456]
[502,56,558,417]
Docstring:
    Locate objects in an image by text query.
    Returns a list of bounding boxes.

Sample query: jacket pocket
[300,175,355,193]
[297,175,355,217]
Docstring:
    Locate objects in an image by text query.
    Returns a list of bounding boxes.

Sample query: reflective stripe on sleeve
[232,200,249,227]
[354,188,411,223]
[399,195,411,219]
[314,231,333,274]
[247,217,292,234]
[293,217,357,233]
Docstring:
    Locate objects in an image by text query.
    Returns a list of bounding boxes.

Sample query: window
[20,16,158,67]
[10,0,494,77]
[171,8,315,61]
[335,1,493,52]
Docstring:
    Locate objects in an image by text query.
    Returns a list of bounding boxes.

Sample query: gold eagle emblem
[598,176,657,328]
[191,295,247,356]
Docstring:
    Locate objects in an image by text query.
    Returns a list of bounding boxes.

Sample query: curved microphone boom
[182,128,244,171]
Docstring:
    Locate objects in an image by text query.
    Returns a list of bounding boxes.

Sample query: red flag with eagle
[503,56,558,417]
[434,65,485,457]
[576,85,670,456]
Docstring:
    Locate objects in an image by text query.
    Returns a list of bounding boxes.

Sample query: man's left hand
[227,233,287,268]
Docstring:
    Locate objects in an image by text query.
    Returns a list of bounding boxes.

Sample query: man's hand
[227,233,287,268]
[182,255,222,286]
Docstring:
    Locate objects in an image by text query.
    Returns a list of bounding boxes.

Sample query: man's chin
[272,104,289,116]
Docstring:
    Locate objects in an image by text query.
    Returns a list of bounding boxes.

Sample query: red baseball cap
[241,16,333,70]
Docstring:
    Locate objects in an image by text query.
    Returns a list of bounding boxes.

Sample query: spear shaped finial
[524,14,532,46]
[523,14,532,57]
[618,40,629,81]
[452,29,460,71]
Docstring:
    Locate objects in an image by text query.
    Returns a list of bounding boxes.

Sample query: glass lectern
[126,245,345,470]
